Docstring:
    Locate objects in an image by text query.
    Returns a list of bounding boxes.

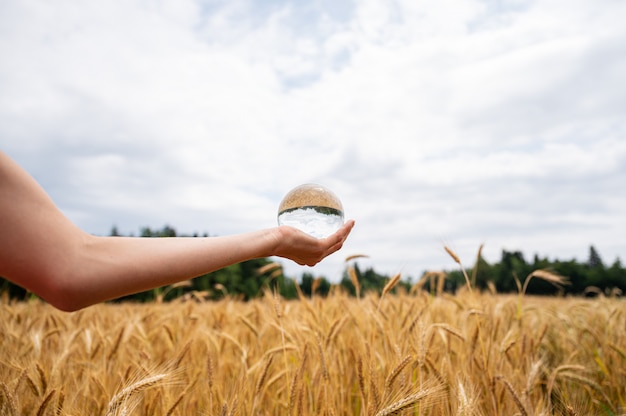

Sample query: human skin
[0,151,355,311]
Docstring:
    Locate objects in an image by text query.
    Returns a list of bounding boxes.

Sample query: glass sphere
[277,183,344,239]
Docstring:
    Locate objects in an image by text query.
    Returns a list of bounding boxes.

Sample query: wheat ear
[444,246,473,294]
[55,390,65,416]
[288,345,309,415]
[105,373,168,416]
[165,374,198,416]
[317,337,329,382]
[522,269,569,295]
[255,355,274,396]
[36,389,55,416]
[374,386,440,416]
[107,327,125,361]
[36,363,47,394]
[348,266,361,299]
[495,376,527,416]
[385,355,412,392]
[377,273,401,311]
[0,381,16,416]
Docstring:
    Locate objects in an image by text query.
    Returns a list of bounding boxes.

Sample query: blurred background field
[1,287,624,415]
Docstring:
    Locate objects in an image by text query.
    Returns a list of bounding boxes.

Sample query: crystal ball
[277,183,344,239]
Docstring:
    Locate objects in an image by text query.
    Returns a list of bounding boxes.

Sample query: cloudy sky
[2,0,625,282]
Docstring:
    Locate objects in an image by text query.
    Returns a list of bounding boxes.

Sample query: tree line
[1,225,624,303]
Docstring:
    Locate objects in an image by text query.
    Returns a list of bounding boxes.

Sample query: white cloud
[1,0,625,282]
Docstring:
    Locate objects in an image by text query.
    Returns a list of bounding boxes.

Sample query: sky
[1,0,625,283]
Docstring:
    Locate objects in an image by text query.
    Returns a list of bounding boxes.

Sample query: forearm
[51,229,279,310]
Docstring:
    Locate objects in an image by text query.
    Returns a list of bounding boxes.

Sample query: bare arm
[0,151,354,311]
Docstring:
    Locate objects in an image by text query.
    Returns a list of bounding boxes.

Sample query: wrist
[260,227,284,258]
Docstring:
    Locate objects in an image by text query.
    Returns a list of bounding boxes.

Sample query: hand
[272,219,355,266]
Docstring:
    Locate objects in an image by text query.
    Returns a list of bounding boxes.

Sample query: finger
[325,235,349,257]
[323,219,355,245]
[324,220,354,252]
[342,219,356,237]
[340,219,356,234]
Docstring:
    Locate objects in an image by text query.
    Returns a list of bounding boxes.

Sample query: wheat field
[1,288,624,415]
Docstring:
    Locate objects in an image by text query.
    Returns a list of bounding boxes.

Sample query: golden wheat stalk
[517,269,570,321]
[55,389,64,416]
[495,376,527,416]
[369,377,381,414]
[36,389,55,416]
[377,273,401,311]
[325,316,349,348]
[470,243,484,288]
[256,262,282,275]
[444,246,473,294]
[35,363,47,394]
[444,245,461,264]
[345,254,370,262]
[289,277,306,301]
[206,355,214,390]
[522,269,569,295]
[107,327,125,361]
[273,290,283,319]
[524,359,543,402]
[173,341,192,367]
[264,344,298,356]
[457,380,474,415]
[165,371,198,416]
[317,337,329,382]
[384,355,412,392]
[430,323,466,343]
[425,357,446,386]
[287,370,299,415]
[105,373,168,416]
[383,273,401,297]
[288,345,308,415]
[165,393,184,416]
[255,355,274,396]
[26,374,39,397]
[356,355,366,403]
[311,277,322,295]
[0,381,16,416]
[348,266,361,299]
[374,385,441,416]
[239,315,260,338]
[558,370,614,407]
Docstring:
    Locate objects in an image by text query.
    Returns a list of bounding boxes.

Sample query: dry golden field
[1,289,625,415]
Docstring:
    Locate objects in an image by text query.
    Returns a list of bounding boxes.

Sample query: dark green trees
[1,223,624,302]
